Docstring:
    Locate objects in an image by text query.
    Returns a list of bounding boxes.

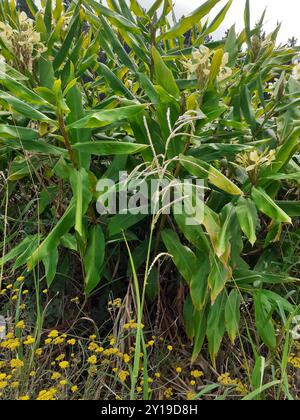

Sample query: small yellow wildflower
[10,359,24,369]
[16,320,25,330]
[87,355,97,365]
[186,391,196,400]
[23,335,35,345]
[191,370,203,379]
[19,395,30,400]
[59,361,69,369]
[118,370,129,382]
[51,372,61,380]
[48,330,59,338]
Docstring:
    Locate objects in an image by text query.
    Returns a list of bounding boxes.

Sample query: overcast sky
[138,0,299,44]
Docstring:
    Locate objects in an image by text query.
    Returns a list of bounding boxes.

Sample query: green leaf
[225,289,241,344]
[84,225,105,294]
[151,46,180,99]
[70,168,92,238]
[72,141,149,156]
[275,201,300,217]
[0,125,38,140]
[108,213,147,238]
[236,197,258,246]
[68,104,147,129]
[254,292,277,351]
[207,291,226,366]
[180,155,243,196]
[162,229,197,285]
[252,187,292,224]
[53,10,80,70]
[43,247,59,288]
[0,91,52,122]
[199,0,233,41]
[190,258,210,310]
[192,306,208,362]
[160,0,221,40]
[88,0,141,33]
[241,85,257,132]
[216,203,236,257]
[208,257,230,303]
[27,201,76,270]
[98,63,135,100]
[0,236,39,268]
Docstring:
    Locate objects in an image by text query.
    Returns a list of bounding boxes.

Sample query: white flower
[292,63,300,81]
[192,45,211,65]
[290,316,300,340]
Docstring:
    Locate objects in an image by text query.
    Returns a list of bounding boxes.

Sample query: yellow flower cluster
[108,298,122,309]
[288,356,300,369]
[218,373,248,396]
[123,319,144,330]
[191,370,203,379]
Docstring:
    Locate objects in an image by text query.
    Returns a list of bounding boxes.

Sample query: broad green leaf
[190,258,210,310]
[225,289,241,344]
[199,0,233,41]
[84,225,105,295]
[160,0,221,40]
[0,91,52,122]
[108,213,147,238]
[276,201,300,217]
[180,155,243,196]
[216,203,236,257]
[60,234,78,252]
[72,141,149,156]
[27,201,76,270]
[66,84,91,170]
[151,46,180,99]
[1,137,67,156]
[207,291,226,366]
[236,197,258,246]
[70,168,92,238]
[98,63,135,100]
[208,257,230,303]
[0,235,39,268]
[0,125,38,140]
[241,85,257,132]
[53,10,80,70]
[130,0,146,18]
[68,105,147,129]
[252,187,292,224]
[88,0,141,33]
[162,229,197,285]
[192,306,208,362]
[254,292,277,351]
[174,213,211,253]
[43,247,59,288]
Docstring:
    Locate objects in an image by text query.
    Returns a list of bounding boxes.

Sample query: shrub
[0,0,299,400]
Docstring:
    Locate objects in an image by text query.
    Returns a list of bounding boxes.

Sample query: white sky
[139,0,299,44]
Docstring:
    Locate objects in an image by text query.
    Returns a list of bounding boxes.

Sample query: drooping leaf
[236,197,258,246]
[252,187,292,224]
[160,0,221,40]
[68,105,147,129]
[225,289,241,344]
[84,225,105,294]
[162,229,197,285]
